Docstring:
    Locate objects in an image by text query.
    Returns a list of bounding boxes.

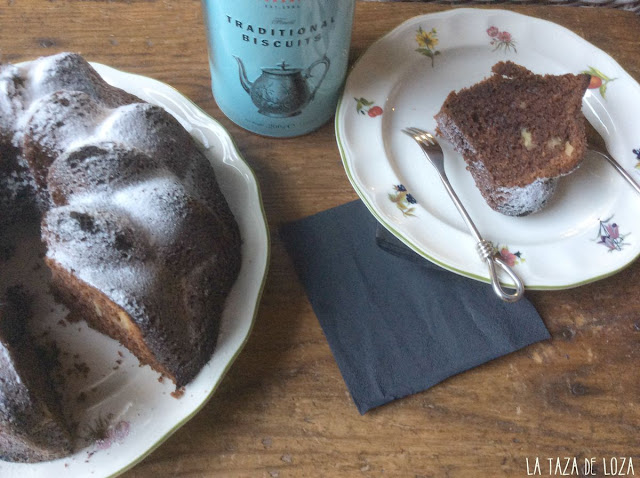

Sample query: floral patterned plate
[336,8,640,289]
[0,63,269,477]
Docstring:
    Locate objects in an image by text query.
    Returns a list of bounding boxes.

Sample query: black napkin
[280,200,549,414]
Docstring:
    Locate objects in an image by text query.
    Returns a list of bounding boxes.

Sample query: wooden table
[2,1,640,476]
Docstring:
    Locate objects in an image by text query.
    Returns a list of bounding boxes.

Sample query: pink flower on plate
[488,27,517,53]
[596,216,628,252]
[495,245,524,266]
[498,31,512,42]
[499,248,517,267]
[606,223,619,240]
[601,236,617,251]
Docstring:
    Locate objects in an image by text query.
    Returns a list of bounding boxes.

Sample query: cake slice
[435,61,590,216]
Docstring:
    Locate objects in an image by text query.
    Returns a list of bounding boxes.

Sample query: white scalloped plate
[336,8,640,289]
[0,63,269,477]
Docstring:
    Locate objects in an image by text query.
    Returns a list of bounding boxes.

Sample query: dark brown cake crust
[435,61,590,216]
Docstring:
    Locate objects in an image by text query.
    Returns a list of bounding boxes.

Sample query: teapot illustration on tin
[234,55,330,118]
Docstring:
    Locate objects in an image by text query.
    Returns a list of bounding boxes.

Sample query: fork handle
[406,129,525,302]
[477,240,525,303]
[437,174,525,302]
[431,161,525,302]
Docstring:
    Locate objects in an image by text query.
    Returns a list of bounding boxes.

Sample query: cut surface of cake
[0,52,242,462]
[434,61,590,216]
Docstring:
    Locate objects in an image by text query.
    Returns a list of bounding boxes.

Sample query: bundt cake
[434,61,590,216]
[0,52,242,462]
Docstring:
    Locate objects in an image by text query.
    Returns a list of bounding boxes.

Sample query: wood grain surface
[1,1,640,477]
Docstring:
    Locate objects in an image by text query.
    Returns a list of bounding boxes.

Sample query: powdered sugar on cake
[469,159,557,216]
[494,177,557,216]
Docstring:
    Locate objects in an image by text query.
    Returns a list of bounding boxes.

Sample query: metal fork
[592,147,640,195]
[589,146,640,195]
[586,122,640,195]
[402,127,525,303]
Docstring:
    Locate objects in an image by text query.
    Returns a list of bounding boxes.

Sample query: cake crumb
[67,360,90,378]
[170,387,185,399]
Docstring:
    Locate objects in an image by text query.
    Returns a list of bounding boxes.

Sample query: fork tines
[402,127,437,146]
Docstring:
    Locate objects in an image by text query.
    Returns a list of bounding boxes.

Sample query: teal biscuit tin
[202,0,355,137]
